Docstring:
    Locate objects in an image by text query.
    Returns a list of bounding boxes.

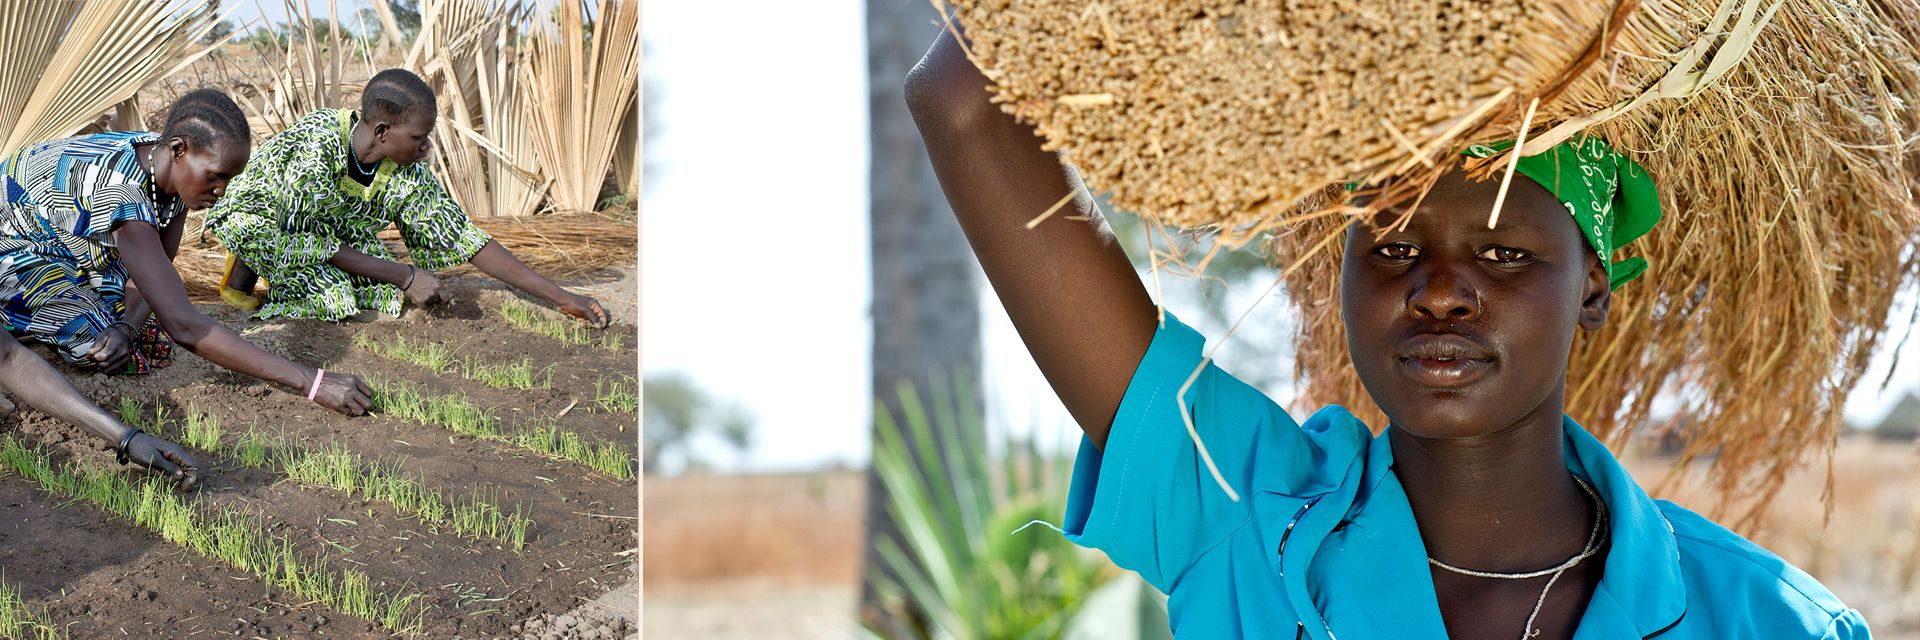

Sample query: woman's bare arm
[906,26,1156,450]
[113,220,373,416]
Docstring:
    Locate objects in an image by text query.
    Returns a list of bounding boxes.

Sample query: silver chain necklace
[1427,476,1607,640]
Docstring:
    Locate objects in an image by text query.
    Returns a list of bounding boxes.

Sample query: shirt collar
[334,109,398,201]
[1288,415,1687,639]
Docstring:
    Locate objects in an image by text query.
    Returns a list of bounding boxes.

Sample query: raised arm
[907,26,1156,450]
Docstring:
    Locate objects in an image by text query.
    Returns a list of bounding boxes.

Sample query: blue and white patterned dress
[0,131,179,372]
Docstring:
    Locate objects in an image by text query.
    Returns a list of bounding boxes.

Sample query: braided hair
[160,88,250,152]
[361,68,436,123]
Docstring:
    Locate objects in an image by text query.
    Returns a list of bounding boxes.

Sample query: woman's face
[1340,168,1609,440]
[167,138,248,210]
[373,108,436,165]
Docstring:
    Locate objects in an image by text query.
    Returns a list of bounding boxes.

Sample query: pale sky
[642,0,1920,473]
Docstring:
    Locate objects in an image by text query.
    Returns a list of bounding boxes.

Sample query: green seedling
[117,396,141,427]
[0,570,58,640]
[593,373,637,413]
[498,299,625,350]
[370,378,634,480]
[352,333,455,372]
[182,404,223,452]
[0,435,427,635]
[144,398,533,551]
[235,426,273,468]
[368,378,505,440]
[275,441,533,549]
[460,357,553,391]
[514,419,636,481]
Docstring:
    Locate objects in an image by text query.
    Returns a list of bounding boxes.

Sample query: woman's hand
[555,292,610,329]
[123,432,201,490]
[402,268,443,307]
[310,369,374,416]
[82,324,133,373]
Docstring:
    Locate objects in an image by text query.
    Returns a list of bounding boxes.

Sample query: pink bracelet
[307,369,325,401]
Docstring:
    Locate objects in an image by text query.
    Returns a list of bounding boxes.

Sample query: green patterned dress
[206,108,490,321]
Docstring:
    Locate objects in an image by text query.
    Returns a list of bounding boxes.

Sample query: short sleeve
[387,166,491,270]
[94,183,156,233]
[1061,313,1365,593]
[73,150,157,240]
[1822,610,1870,640]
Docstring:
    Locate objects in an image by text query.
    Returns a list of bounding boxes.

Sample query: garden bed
[0,273,637,638]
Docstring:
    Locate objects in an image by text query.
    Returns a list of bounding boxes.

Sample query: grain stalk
[0,435,427,635]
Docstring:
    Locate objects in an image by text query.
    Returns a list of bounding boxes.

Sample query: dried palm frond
[230,0,372,138]
[954,0,1920,523]
[522,0,639,214]
[0,0,224,153]
[412,0,548,219]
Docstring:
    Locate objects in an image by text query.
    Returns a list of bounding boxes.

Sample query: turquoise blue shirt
[1063,314,1869,639]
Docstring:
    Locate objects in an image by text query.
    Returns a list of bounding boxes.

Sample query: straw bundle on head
[951,0,1920,523]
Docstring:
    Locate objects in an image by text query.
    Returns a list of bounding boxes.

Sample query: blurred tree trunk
[370,0,404,60]
[862,0,981,634]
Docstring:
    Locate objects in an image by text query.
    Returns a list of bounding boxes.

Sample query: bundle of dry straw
[951,0,1920,524]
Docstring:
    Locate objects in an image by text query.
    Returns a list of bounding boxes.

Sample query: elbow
[159,313,216,351]
[904,63,994,135]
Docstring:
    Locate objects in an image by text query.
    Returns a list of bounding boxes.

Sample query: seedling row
[120,399,534,549]
[368,376,637,479]
[0,570,57,640]
[0,289,636,637]
[0,435,428,635]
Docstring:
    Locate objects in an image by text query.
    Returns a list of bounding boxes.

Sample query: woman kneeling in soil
[206,68,610,328]
[0,88,372,416]
[909,29,1865,639]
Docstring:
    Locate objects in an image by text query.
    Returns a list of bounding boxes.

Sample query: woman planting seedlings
[906,23,1869,640]
[206,69,610,329]
[0,88,373,415]
[0,332,199,489]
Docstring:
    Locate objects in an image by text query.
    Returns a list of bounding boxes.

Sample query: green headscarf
[1462,137,1662,290]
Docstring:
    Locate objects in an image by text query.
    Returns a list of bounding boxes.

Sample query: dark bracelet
[401,266,418,290]
[108,321,135,341]
[115,428,143,465]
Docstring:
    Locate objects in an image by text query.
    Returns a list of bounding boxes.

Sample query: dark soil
[0,274,638,638]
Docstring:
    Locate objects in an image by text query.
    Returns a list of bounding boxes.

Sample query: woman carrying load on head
[206,68,610,328]
[904,25,1867,640]
[0,87,374,418]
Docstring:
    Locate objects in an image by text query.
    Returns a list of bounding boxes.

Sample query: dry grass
[643,470,866,586]
[172,210,636,300]
[952,0,1920,524]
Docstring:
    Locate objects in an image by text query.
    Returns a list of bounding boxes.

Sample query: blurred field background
[644,435,1920,639]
